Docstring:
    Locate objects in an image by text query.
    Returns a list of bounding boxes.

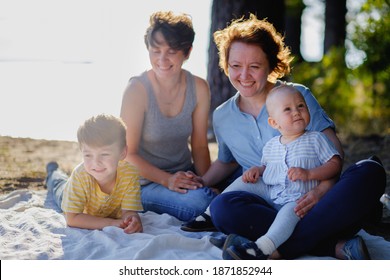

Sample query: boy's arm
[64,212,123,230]
[64,211,142,234]
[288,155,342,182]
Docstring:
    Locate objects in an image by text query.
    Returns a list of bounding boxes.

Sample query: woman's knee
[209,193,240,233]
[210,191,278,239]
[174,188,216,221]
[185,187,216,214]
[141,184,215,221]
[210,192,262,230]
[340,160,386,198]
[209,191,240,216]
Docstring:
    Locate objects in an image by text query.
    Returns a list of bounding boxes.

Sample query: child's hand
[288,167,309,182]
[242,167,261,183]
[121,215,143,234]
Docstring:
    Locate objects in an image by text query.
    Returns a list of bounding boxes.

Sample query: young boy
[45,114,143,233]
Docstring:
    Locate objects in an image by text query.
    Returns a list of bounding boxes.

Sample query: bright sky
[0,0,212,141]
[0,0,325,141]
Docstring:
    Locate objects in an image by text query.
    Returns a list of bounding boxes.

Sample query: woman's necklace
[154,72,183,106]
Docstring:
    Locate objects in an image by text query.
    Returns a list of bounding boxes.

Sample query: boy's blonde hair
[77,114,127,150]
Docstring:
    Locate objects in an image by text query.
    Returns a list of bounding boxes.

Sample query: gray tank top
[133,70,197,185]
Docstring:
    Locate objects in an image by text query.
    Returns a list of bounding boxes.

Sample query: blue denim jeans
[141,182,217,222]
[45,169,68,211]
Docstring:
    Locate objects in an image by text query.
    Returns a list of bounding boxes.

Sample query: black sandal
[180,213,217,232]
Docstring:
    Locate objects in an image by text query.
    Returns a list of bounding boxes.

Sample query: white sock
[194,211,210,222]
[246,248,257,257]
[195,215,206,222]
[194,208,211,221]
[255,235,276,255]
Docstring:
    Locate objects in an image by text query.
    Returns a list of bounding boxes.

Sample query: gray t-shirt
[132,70,197,185]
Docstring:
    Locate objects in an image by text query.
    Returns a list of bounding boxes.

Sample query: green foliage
[292,47,389,137]
[351,0,390,74]
[291,0,390,137]
[291,48,353,136]
[285,0,306,16]
[347,0,390,135]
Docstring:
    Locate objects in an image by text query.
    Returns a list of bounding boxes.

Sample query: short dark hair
[144,11,195,57]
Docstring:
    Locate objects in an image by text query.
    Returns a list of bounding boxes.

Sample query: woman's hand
[294,178,336,218]
[167,171,203,193]
[294,188,321,218]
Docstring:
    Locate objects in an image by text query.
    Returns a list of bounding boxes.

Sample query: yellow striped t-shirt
[61,161,143,219]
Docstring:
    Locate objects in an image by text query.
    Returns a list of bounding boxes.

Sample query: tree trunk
[324,0,347,53]
[207,0,285,135]
[284,0,305,63]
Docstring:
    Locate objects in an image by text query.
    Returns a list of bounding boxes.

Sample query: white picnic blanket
[1,189,389,260]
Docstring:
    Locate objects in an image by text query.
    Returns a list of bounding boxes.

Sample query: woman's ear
[185,47,193,60]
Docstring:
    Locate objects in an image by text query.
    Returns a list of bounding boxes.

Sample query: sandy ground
[0,136,81,194]
[0,135,219,194]
[0,134,389,239]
